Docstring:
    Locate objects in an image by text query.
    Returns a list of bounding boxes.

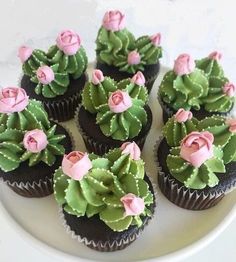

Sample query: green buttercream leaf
[103,216,133,232]
[86,204,105,218]
[100,207,125,222]
[103,195,123,208]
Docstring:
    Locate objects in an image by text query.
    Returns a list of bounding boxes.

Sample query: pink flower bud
[150,33,161,46]
[108,91,132,113]
[23,129,48,153]
[120,142,141,160]
[128,51,141,65]
[121,193,145,216]
[102,10,125,32]
[222,82,236,97]
[36,66,55,85]
[173,54,195,76]
[91,69,104,85]
[56,30,81,55]
[18,46,33,63]
[174,108,193,123]
[208,51,222,61]
[131,71,145,86]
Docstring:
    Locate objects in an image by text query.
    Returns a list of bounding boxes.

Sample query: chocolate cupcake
[95,10,162,94]
[76,70,152,155]
[54,143,155,251]
[156,114,236,210]
[0,87,72,197]
[18,30,88,122]
[158,53,235,123]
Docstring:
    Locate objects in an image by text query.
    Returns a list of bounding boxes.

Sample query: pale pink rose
[62,151,92,181]
[208,51,222,61]
[91,69,104,85]
[128,50,141,65]
[222,82,236,97]
[131,71,145,86]
[150,33,161,46]
[36,66,55,85]
[173,54,195,76]
[108,90,132,113]
[180,131,214,168]
[121,142,141,160]
[56,30,81,55]
[23,129,48,153]
[226,118,236,133]
[0,87,29,114]
[174,108,193,123]
[121,193,145,216]
[18,46,33,63]
[102,10,125,32]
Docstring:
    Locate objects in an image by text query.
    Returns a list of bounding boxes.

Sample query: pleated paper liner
[58,175,158,252]
[74,105,153,156]
[154,137,236,210]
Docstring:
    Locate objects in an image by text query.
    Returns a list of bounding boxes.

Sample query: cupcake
[156,113,236,210]
[158,53,235,123]
[54,142,155,251]
[19,30,88,122]
[76,69,152,155]
[0,87,72,197]
[95,10,162,94]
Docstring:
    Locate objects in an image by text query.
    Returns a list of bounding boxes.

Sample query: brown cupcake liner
[145,73,159,94]
[157,93,174,124]
[75,106,149,155]
[58,176,158,252]
[154,137,236,210]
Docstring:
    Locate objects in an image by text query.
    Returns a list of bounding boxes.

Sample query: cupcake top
[162,108,199,147]
[159,53,209,111]
[196,51,224,79]
[166,131,226,189]
[54,143,154,232]
[82,70,149,141]
[0,87,66,172]
[96,10,162,74]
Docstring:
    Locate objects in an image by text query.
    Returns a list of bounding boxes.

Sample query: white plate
[0,65,236,262]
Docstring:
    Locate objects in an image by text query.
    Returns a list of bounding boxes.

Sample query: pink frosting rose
[56,30,81,55]
[18,46,33,63]
[222,82,236,97]
[173,54,195,76]
[121,142,141,160]
[128,50,141,65]
[0,87,29,114]
[108,90,132,113]
[180,131,214,168]
[62,151,92,181]
[36,66,55,85]
[226,118,236,133]
[91,69,104,85]
[121,193,145,216]
[102,10,125,32]
[131,71,145,86]
[208,51,222,61]
[23,129,48,153]
[150,33,161,46]
[174,108,193,123]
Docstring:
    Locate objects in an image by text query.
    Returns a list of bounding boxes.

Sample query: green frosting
[47,45,88,79]
[96,27,135,66]
[82,77,117,114]
[20,125,65,166]
[0,99,50,131]
[167,146,225,189]
[196,57,224,79]
[96,99,147,141]
[0,127,24,172]
[202,76,234,113]
[159,69,209,110]
[105,147,145,179]
[163,116,199,147]
[199,115,236,164]
[30,64,70,98]
[22,49,48,77]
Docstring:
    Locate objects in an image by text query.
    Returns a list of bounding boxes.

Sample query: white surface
[0,0,236,261]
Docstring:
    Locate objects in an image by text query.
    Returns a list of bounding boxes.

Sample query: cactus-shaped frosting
[96,92,147,141]
[105,142,145,179]
[0,127,25,172]
[167,131,225,189]
[159,54,209,111]
[163,109,199,147]
[30,64,69,98]
[0,87,50,130]
[199,116,236,164]
[47,30,88,79]
[21,125,65,166]
[18,46,48,77]
[202,77,235,113]
[196,51,224,79]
